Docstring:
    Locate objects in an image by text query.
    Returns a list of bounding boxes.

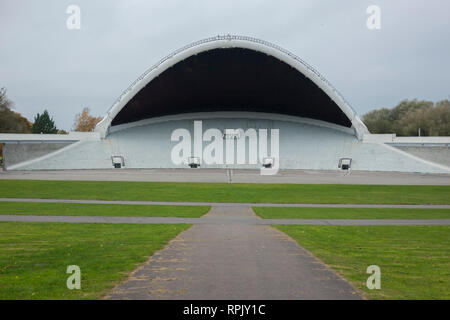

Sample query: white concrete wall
[363,133,450,144]
[0,132,100,142]
[7,140,113,170]
[3,143,72,169]
[9,117,450,173]
[392,146,450,167]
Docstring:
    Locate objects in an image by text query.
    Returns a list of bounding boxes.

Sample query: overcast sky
[1,0,449,130]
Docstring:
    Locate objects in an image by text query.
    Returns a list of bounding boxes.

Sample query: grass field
[1,180,449,204]
[0,222,190,299]
[253,207,450,219]
[1,179,449,300]
[0,202,210,218]
[276,225,450,299]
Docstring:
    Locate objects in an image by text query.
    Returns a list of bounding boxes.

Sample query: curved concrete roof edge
[95,35,369,139]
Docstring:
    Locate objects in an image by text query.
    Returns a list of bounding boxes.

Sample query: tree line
[362,99,450,136]
[1,87,102,161]
[0,87,102,135]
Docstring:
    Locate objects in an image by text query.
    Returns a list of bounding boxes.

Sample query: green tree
[31,110,58,134]
[391,100,432,135]
[362,108,393,134]
[363,99,450,136]
[427,100,450,136]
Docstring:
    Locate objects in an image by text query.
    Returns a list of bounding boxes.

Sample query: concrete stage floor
[1,168,450,185]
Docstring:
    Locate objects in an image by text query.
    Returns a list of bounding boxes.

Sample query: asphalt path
[0,214,448,226]
[106,207,363,299]
[1,168,450,185]
[1,198,449,209]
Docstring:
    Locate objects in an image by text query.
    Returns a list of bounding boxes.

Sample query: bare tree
[0,87,13,112]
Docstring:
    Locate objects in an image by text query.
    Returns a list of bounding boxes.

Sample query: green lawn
[276,225,450,299]
[1,180,449,204]
[0,202,210,218]
[0,222,190,299]
[254,207,450,219]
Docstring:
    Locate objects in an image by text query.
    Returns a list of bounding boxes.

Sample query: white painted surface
[364,133,450,145]
[393,145,450,167]
[10,116,450,173]
[362,134,396,143]
[0,132,100,143]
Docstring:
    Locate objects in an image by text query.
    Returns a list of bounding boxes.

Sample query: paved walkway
[1,198,450,209]
[1,168,450,185]
[3,205,449,299]
[106,207,362,300]
[1,214,449,226]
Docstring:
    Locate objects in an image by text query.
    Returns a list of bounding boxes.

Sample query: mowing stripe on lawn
[1,198,450,209]
[253,207,450,219]
[0,180,449,204]
[0,202,210,218]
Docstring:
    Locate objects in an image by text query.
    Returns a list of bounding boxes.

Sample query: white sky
[1,0,449,130]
